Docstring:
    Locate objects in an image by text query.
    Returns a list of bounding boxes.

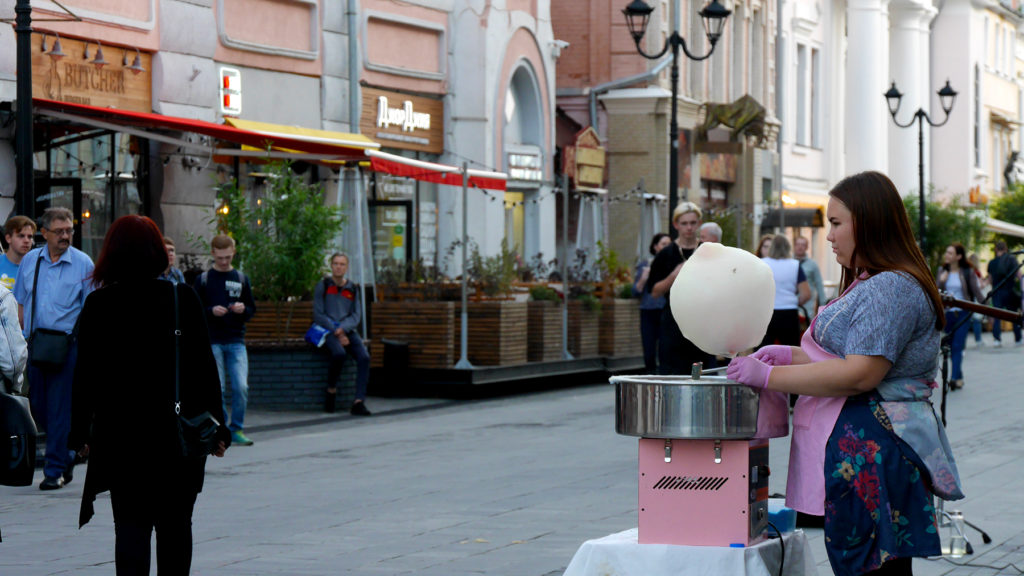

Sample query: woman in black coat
[70,215,230,575]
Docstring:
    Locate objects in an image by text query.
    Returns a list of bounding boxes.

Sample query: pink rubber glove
[727,356,773,390]
[751,345,793,366]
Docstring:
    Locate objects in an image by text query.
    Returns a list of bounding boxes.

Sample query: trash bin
[381,339,409,388]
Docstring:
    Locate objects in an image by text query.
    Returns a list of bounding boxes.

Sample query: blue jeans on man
[324,331,369,401]
[210,341,248,433]
[28,343,78,481]
[991,290,1022,344]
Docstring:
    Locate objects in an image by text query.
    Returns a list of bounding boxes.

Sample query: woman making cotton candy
[727,171,963,576]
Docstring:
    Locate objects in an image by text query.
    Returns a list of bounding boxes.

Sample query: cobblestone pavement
[1,332,1022,575]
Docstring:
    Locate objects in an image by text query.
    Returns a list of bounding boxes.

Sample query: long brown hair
[941,242,971,272]
[829,171,945,329]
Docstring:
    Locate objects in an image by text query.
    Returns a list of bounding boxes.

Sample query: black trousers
[110,488,199,576]
[760,308,802,348]
[640,308,663,374]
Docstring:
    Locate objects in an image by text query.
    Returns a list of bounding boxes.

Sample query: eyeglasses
[47,228,74,237]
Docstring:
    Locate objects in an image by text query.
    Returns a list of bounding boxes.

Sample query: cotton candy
[669,243,775,357]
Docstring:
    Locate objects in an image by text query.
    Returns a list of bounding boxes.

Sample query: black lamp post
[622,0,730,237]
[885,80,958,256]
[14,0,34,219]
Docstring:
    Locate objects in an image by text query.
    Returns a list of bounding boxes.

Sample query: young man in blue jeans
[194,235,256,445]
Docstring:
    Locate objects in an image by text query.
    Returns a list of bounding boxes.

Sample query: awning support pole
[455,162,474,370]
[353,169,369,341]
[561,172,574,360]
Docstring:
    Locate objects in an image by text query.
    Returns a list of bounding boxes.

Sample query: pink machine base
[637,438,769,546]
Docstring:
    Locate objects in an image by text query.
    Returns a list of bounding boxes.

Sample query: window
[730,4,745,100]
[688,0,705,97]
[984,17,990,68]
[796,43,807,146]
[811,47,821,148]
[750,10,764,103]
[974,64,981,168]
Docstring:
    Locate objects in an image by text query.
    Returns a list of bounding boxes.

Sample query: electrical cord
[765,521,785,576]
[924,557,1024,574]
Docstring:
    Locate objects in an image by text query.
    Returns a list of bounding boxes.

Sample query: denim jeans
[944,310,971,381]
[210,342,248,432]
[991,291,1022,343]
[27,342,78,480]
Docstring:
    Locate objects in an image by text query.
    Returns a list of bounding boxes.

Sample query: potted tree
[595,241,642,358]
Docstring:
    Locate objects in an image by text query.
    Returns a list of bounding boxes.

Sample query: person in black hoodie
[194,235,256,445]
[71,215,229,575]
[313,253,371,415]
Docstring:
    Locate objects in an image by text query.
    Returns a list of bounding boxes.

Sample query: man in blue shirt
[13,207,94,490]
[0,215,37,291]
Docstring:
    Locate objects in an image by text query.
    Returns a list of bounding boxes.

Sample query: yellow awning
[986,217,1024,239]
[222,118,379,155]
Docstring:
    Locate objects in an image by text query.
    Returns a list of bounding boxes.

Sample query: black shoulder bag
[173,284,222,458]
[27,250,73,368]
[0,385,36,487]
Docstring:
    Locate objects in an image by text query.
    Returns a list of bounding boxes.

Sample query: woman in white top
[936,243,981,390]
[760,235,812,347]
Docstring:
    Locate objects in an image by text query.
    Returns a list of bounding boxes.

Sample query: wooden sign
[31,33,152,113]
[570,126,606,188]
[361,87,444,154]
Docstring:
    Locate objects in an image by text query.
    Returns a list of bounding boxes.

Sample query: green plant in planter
[465,238,519,297]
[617,283,635,300]
[529,284,561,303]
[575,292,602,313]
[201,161,344,341]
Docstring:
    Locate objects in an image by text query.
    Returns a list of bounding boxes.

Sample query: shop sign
[31,33,152,113]
[507,152,543,183]
[220,67,242,116]
[563,126,605,188]
[361,87,444,154]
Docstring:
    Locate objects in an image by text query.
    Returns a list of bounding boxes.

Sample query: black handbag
[0,387,37,486]
[27,252,72,368]
[172,284,221,458]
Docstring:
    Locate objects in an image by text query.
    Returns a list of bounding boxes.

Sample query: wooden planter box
[599,299,642,357]
[568,300,600,358]
[527,300,563,362]
[245,301,313,345]
[455,301,528,366]
[370,301,456,369]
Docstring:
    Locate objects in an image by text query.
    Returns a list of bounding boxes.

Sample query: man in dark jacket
[194,235,256,445]
[313,253,371,415]
[987,241,1022,347]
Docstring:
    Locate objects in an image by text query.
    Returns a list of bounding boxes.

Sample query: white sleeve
[0,288,28,393]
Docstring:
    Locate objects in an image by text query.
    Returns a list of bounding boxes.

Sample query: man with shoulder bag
[13,207,94,490]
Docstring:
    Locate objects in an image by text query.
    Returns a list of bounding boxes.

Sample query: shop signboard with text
[31,33,152,113]
[361,87,444,154]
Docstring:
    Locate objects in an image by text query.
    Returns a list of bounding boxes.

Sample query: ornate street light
[622,0,731,236]
[885,79,958,255]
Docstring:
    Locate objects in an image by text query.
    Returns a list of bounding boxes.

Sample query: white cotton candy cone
[669,243,775,357]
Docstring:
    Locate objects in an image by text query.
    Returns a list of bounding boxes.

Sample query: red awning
[32,98,375,160]
[366,150,507,191]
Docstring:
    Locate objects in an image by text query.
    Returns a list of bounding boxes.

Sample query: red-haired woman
[70,215,230,575]
[729,172,964,576]
[936,243,981,390]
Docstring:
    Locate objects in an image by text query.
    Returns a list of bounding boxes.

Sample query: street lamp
[885,80,958,256]
[622,0,730,236]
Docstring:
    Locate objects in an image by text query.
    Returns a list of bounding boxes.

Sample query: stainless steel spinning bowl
[611,375,760,439]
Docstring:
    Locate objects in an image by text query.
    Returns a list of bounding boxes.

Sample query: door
[368,201,413,279]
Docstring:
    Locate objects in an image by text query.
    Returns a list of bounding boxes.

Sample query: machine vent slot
[652,475,729,491]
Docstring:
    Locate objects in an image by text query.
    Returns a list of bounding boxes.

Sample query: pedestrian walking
[70,214,229,575]
[193,235,256,446]
[698,222,722,244]
[794,236,827,317]
[760,235,811,347]
[13,207,94,490]
[647,202,715,374]
[968,253,988,347]
[728,171,963,576]
[313,253,372,416]
[633,233,671,373]
[936,243,981,390]
[159,236,186,285]
[757,234,773,258]
[0,215,36,291]
[986,240,1022,346]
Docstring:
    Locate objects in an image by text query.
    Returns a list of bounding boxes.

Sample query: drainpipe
[348,0,360,130]
[588,57,673,138]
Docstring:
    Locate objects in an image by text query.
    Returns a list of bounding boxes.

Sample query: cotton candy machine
[612,367,785,547]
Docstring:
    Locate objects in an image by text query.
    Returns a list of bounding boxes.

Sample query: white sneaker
[995,340,1003,348]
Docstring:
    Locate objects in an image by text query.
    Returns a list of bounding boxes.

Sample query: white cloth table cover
[563,528,818,576]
